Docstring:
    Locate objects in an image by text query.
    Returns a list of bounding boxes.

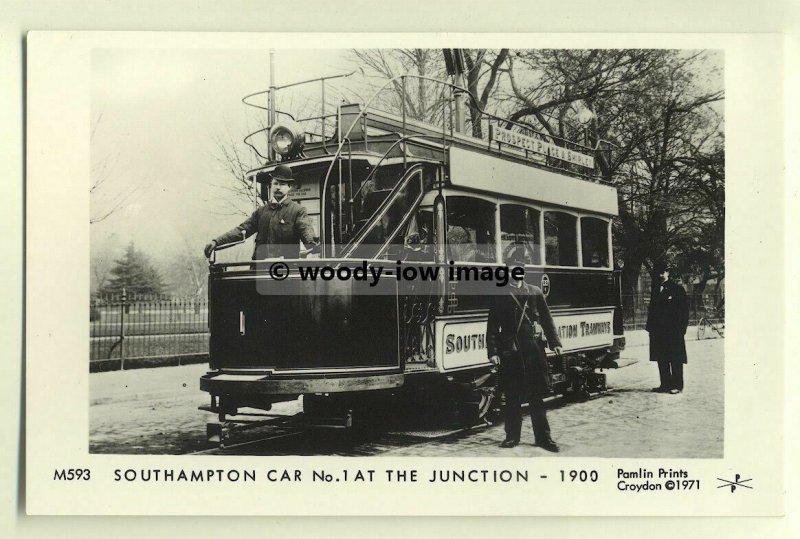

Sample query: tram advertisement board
[436,310,614,371]
[551,310,614,351]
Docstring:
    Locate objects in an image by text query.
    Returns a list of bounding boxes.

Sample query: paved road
[89,330,723,458]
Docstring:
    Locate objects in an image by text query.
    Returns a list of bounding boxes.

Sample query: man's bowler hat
[270,164,295,182]
[653,260,671,274]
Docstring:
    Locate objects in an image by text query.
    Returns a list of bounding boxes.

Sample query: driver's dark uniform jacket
[486,282,563,443]
[214,197,317,260]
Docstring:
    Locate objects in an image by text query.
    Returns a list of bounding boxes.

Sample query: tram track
[187,430,306,455]
[186,388,615,456]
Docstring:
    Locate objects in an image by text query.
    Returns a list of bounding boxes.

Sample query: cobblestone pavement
[89,330,723,458]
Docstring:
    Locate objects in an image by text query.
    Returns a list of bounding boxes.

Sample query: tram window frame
[445,196,497,264]
[580,216,611,268]
[544,210,579,267]
[499,204,542,265]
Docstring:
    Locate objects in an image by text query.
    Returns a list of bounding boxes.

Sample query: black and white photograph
[21,29,787,518]
[86,46,725,459]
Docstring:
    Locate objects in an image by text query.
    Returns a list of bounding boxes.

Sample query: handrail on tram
[207,230,247,265]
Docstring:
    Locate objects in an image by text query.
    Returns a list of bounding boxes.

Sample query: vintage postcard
[25,31,784,516]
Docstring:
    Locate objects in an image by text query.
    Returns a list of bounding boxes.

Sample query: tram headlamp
[269,120,304,158]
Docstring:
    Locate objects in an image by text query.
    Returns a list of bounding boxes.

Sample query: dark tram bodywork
[201,81,624,433]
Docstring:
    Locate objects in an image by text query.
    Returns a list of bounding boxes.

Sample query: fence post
[120,288,127,370]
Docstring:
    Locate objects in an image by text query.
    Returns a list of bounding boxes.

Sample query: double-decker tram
[200,73,625,442]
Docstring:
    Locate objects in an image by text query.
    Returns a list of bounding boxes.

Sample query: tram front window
[544,211,578,266]
[446,196,496,263]
[500,204,541,265]
[581,217,610,268]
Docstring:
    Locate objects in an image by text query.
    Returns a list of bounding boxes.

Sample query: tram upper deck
[233,83,618,263]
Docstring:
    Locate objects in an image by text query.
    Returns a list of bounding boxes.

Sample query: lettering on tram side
[556,321,612,340]
[490,126,596,169]
[552,311,614,351]
[445,333,486,354]
[437,320,491,370]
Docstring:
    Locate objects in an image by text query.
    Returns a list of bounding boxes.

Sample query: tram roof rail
[243,73,614,183]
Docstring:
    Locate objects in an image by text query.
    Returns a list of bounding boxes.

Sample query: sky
[90,48,355,264]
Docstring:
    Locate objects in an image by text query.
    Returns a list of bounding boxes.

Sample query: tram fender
[201,372,405,395]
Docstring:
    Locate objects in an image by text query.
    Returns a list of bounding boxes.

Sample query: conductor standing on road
[487,247,564,452]
[204,165,318,260]
[646,261,689,394]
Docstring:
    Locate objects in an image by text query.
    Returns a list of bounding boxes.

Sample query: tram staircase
[337,163,428,260]
[317,103,450,261]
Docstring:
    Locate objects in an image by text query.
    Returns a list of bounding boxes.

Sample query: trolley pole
[454,87,466,135]
[120,288,126,370]
[268,49,276,162]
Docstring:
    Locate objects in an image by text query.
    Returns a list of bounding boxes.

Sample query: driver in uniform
[487,246,563,452]
[204,165,318,260]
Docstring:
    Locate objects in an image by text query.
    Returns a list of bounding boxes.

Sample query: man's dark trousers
[657,359,684,391]
[500,349,550,443]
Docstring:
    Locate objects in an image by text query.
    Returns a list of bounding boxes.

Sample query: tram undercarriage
[199,343,618,446]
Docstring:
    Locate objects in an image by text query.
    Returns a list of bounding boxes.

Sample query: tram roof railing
[241,73,615,184]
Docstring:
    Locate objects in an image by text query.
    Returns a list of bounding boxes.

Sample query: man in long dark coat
[646,262,689,394]
[486,248,563,452]
[204,164,318,260]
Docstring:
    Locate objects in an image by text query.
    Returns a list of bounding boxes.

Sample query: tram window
[446,196,496,263]
[500,205,541,265]
[581,217,610,268]
[544,211,578,266]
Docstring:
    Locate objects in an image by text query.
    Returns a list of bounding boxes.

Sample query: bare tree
[497,49,724,298]
[90,112,140,224]
[210,124,262,217]
[349,49,450,124]
[461,49,509,138]
[160,235,210,306]
[349,48,510,139]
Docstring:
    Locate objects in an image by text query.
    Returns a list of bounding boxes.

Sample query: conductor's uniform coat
[486,283,562,443]
[214,197,317,260]
[646,279,689,390]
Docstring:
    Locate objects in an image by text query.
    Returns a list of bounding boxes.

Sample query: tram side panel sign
[490,125,595,170]
[436,310,614,371]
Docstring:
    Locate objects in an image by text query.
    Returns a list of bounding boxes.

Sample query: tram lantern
[269,119,305,159]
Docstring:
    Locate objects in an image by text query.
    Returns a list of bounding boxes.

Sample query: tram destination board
[21,30,786,520]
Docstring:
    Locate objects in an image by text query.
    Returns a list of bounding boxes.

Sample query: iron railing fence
[621,291,725,332]
[89,290,724,369]
[90,293,208,369]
